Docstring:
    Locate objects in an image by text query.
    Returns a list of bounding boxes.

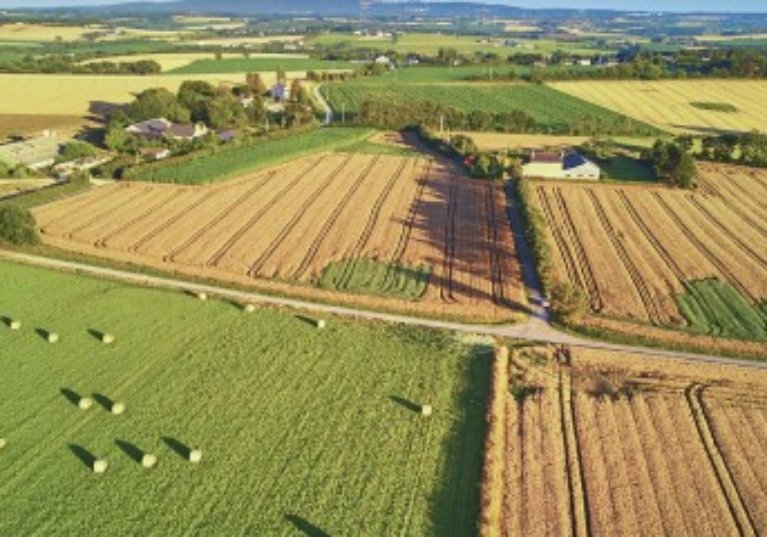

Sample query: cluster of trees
[0,162,34,179]
[357,97,652,136]
[0,55,161,75]
[646,139,697,188]
[0,204,39,246]
[687,131,767,168]
[358,98,537,133]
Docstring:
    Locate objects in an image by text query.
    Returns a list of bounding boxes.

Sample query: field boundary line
[685,383,757,536]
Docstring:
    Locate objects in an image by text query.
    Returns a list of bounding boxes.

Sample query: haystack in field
[197,292,208,301]
[244,304,256,313]
[421,404,433,417]
[101,333,115,344]
[9,320,21,330]
[188,449,203,463]
[92,459,108,474]
[317,319,326,330]
[141,453,158,468]
[111,402,126,415]
[0,438,6,450]
[78,397,93,410]
[47,332,59,343]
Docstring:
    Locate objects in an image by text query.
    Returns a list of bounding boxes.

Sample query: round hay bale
[9,320,21,330]
[141,453,158,468]
[78,397,93,410]
[421,404,433,417]
[197,292,208,301]
[111,402,126,415]
[47,332,59,343]
[317,319,326,330]
[188,449,203,463]
[92,458,108,474]
[0,438,6,450]
[244,303,256,313]
[101,333,115,345]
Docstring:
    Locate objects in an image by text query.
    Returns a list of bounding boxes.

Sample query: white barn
[522,150,601,180]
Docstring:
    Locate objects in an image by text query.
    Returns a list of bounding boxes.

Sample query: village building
[167,123,209,141]
[126,118,208,142]
[522,150,601,180]
[138,147,171,161]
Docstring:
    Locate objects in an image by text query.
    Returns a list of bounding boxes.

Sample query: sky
[0,0,766,13]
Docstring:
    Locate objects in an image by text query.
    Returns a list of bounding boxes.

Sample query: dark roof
[530,151,562,164]
[563,151,587,170]
[168,124,196,138]
[218,130,237,141]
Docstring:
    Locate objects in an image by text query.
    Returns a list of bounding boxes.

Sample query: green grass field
[677,279,767,340]
[126,127,374,184]
[169,57,355,74]
[317,259,431,299]
[598,155,659,183]
[0,260,488,535]
[322,81,657,134]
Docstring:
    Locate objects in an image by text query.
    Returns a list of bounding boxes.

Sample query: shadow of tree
[285,514,330,537]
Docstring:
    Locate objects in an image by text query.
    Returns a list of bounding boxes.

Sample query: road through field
[2,249,764,370]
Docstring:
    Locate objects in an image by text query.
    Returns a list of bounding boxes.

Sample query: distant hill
[41,0,616,19]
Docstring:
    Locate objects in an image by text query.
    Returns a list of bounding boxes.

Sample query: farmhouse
[126,118,208,141]
[0,133,64,170]
[522,150,601,180]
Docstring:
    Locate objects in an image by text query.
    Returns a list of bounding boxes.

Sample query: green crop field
[169,57,356,74]
[0,260,488,535]
[126,127,374,184]
[322,81,657,134]
[317,259,431,299]
[677,279,767,340]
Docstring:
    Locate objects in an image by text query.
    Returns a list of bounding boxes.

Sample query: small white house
[522,150,601,180]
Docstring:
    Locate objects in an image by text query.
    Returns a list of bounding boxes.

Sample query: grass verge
[316,258,430,300]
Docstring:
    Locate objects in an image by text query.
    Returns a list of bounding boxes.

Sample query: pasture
[481,344,767,536]
[33,143,525,322]
[0,260,487,535]
[530,162,767,347]
[0,23,95,42]
[550,80,767,134]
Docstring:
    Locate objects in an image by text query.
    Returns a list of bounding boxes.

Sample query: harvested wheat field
[33,151,524,321]
[480,344,767,537]
[550,80,767,134]
[531,162,767,349]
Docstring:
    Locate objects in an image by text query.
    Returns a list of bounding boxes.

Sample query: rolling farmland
[531,162,767,345]
[550,80,767,134]
[481,345,767,537]
[0,260,486,535]
[32,149,524,321]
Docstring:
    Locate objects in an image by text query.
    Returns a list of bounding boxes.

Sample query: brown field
[454,132,590,152]
[32,151,525,321]
[480,344,767,537]
[0,114,93,140]
[550,80,767,134]
[530,162,767,351]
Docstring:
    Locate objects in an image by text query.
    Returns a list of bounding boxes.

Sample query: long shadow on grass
[87,328,107,342]
[427,344,493,536]
[116,439,146,464]
[93,393,114,411]
[162,436,191,460]
[68,444,96,470]
[34,328,54,341]
[285,514,330,537]
[389,395,421,414]
[60,388,82,407]
[1,316,13,328]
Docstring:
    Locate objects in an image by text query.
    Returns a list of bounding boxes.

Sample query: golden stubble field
[550,80,767,134]
[32,151,525,321]
[481,344,767,537]
[531,163,767,355]
[0,73,281,119]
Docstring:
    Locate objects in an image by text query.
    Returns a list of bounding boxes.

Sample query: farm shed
[522,150,600,180]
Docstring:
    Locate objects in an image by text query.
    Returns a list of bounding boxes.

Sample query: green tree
[202,92,248,130]
[0,204,40,246]
[550,282,588,323]
[245,72,268,95]
[129,88,190,123]
[58,141,97,162]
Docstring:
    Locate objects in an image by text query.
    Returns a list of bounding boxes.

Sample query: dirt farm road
[2,250,765,371]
